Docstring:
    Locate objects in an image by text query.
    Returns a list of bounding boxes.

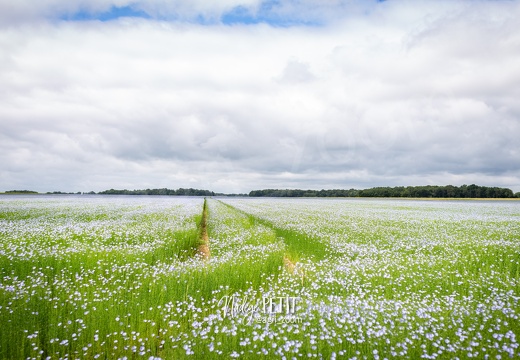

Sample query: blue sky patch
[62,5,151,22]
[221,1,322,27]
[60,0,386,25]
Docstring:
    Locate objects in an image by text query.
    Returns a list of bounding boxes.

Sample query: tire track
[196,198,210,260]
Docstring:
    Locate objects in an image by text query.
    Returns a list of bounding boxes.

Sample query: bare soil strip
[283,255,296,274]
[196,199,210,260]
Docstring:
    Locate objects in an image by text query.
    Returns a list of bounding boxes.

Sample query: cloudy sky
[1,0,519,194]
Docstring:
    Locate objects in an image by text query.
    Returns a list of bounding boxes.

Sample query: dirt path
[283,255,296,273]
[197,199,210,260]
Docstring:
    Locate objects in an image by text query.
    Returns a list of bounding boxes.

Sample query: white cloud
[1,1,520,193]
[277,59,316,84]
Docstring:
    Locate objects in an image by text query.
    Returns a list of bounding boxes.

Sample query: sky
[1,0,519,194]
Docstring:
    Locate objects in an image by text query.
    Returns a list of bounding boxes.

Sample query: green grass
[1,197,520,358]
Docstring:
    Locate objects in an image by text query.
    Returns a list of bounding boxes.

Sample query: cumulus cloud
[1,1,520,193]
[278,59,316,84]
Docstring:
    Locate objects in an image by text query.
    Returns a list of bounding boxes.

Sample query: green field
[1,196,519,359]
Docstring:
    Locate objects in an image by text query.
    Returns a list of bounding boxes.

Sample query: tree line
[4,190,39,194]
[97,188,218,196]
[249,185,518,198]
[3,185,519,198]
